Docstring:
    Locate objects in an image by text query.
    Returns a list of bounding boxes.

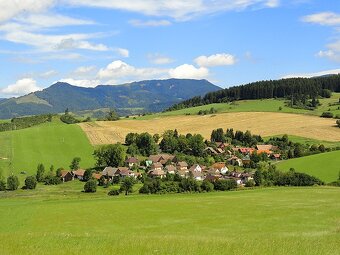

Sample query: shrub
[245,179,255,187]
[214,179,237,191]
[7,175,19,191]
[0,180,6,191]
[335,114,340,119]
[108,189,120,196]
[24,176,37,189]
[44,175,62,185]
[84,179,97,193]
[337,120,340,128]
[320,112,334,118]
[201,180,214,192]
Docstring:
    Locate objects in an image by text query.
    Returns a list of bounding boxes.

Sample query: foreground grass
[277,150,340,183]
[0,186,339,255]
[0,119,94,181]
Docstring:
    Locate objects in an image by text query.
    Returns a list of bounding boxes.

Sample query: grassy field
[135,93,340,120]
[0,186,339,255]
[265,135,340,148]
[0,119,94,180]
[277,150,340,183]
[79,112,340,145]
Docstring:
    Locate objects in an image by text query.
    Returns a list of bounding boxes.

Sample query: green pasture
[0,186,339,255]
[0,119,94,181]
[277,150,340,183]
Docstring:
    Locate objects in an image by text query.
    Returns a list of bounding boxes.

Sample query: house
[242,155,251,165]
[272,153,281,160]
[92,173,102,180]
[101,166,118,179]
[227,156,243,167]
[61,170,73,182]
[125,157,139,168]
[205,174,221,182]
[176,169,187,177]
[211,162,228,175]
[204,147,219,155]
[148,154,176,165]
[239,147,255,155]
[165,164,176,174]
[148,169,166,178]
[225,176,242,185]
[72,169,85,180]
[216,142,229,150]
[256,144,278,151]
[240,173,254,184]
[189,164,202,173]
[256,149,272,156]
[116,167,131,177]
[151,162,163,172]
[176,161,188,172]
[206,168,221,176]
[191,171,204,181]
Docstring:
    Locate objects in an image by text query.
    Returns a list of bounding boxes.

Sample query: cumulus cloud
[169,64,209,79]
[58,78,100,88]
[129,19,171,27]
[302,12,340,26]
[97,60,168,83]
[194,53,236,67]
[281,69,340,79]
[1,78,42,96]
[72,66,97,77]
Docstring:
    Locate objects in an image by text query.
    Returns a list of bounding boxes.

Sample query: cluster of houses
[59,143,282,186]
[205,143,281,166]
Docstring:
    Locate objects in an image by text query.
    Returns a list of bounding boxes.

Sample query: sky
[0,0,339,97]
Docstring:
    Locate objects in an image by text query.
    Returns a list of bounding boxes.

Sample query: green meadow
[0,186,339,255]
[0,119,94,180]
[277,150,340,183]
[135,93,340,120]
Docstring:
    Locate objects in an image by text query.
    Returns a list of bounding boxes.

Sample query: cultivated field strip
[79,112,340,145]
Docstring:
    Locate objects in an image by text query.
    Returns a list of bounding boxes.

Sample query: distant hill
[0,79,220,119]
[167,75,340,111]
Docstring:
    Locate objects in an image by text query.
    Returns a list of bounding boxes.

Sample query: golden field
[79,112,340,145]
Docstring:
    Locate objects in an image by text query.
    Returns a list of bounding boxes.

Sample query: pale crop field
[79,112,340,145]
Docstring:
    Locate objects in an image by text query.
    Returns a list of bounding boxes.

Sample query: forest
[167,75,340,111]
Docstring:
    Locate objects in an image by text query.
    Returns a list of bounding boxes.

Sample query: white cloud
[72,66,97,76]
[66,0,280,21]
[169,64,209,79]
[194,53,236,67]
[115,48,129,57]
[1,78,42,96]
[129,19,171,27]
[0,0,55,22]
[302,12,340,26]
[58,78,100,88]
[281,69,340,79]
[97,60,168,83]
[148,54,174,65]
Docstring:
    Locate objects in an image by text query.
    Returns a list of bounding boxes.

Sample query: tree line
[166,75,340,111]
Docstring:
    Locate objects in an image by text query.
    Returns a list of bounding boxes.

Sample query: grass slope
[0,187,339,255]
[277,150,340,182]
[136,93,340,120]
[0,119,94,180]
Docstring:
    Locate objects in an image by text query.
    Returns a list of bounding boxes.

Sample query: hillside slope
[0,79,220,119]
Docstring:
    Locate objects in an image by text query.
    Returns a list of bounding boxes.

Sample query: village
[59,142,283,187]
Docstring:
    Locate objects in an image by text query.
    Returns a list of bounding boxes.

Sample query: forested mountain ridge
[0,79,220,119]
[166,75,340,111]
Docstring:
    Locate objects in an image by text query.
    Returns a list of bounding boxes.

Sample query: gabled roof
[212,162,226,170]
[177,161,188,167]
[149,169,165,176]
[204,147,218,155]
[151,162,163,169]
[61,170,72,178]
[189,164,201,172]
[125,157,139,163]
[117,167,130,175]
[165,164,176,172]
[92,173,102,180]
[256,144,278,151]
[72,169,85,176]
[102,167,118,176]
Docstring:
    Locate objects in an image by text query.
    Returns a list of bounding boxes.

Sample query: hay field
[79,112,340,145]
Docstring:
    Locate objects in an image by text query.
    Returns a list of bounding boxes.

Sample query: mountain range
[0,79,220,119]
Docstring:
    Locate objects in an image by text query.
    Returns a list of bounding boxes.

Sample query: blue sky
[0,0,339,97]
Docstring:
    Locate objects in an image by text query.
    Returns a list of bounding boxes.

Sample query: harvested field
[79,112,340,145]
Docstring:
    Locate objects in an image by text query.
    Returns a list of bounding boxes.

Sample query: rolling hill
[0,79,220,119]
